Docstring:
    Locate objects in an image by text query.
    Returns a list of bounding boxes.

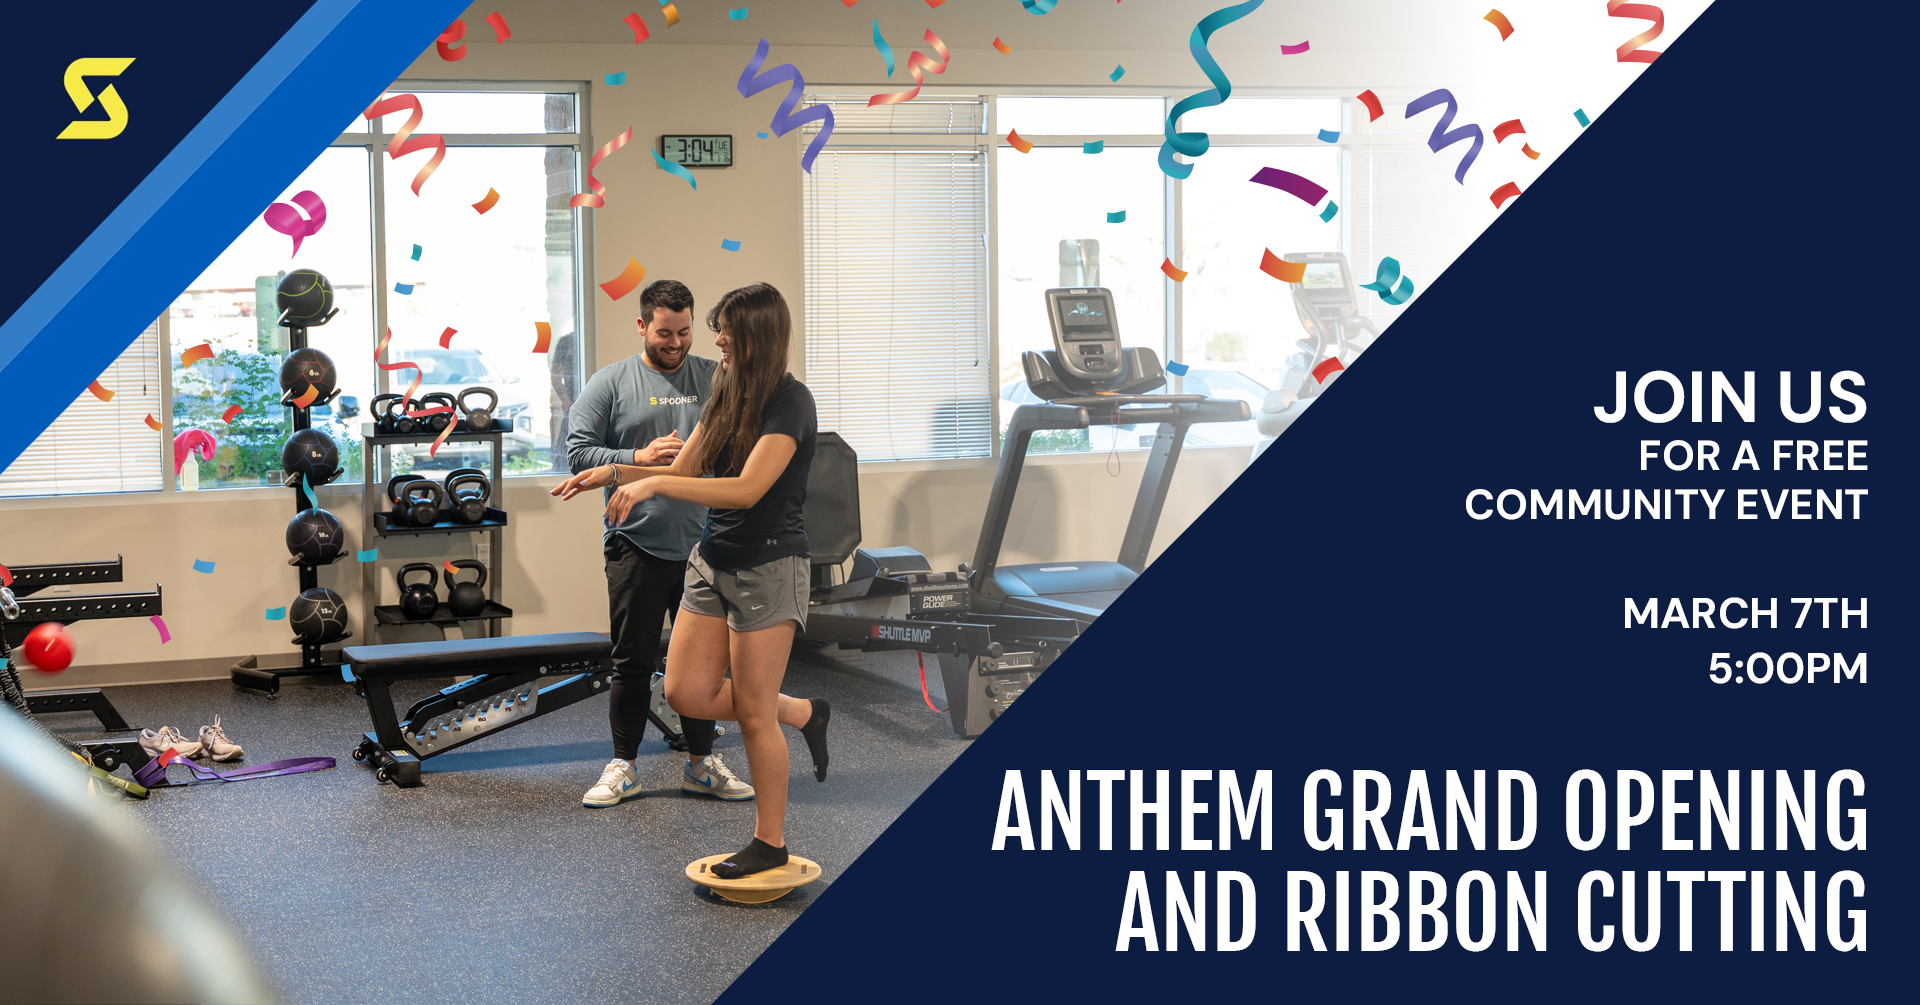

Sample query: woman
[554,283,827,879]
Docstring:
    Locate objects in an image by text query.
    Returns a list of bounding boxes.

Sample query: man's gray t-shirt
[566,354,717,561]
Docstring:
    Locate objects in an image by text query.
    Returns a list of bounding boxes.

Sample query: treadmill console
[1044,287,1122,381]
[1283,252,1361,322]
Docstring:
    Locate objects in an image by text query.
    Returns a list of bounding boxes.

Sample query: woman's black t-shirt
[698,376,816,572]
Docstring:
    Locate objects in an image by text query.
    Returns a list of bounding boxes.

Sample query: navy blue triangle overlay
[721,0,1909,998]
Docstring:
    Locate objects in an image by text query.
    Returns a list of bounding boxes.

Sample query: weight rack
[358,424,510,645]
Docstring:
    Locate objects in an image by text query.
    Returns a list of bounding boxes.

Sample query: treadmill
[970,288,1250,627]
[1253,252,1382,459]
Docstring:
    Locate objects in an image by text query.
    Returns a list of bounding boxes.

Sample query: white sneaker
[197,716,244,761]
[140,726,201,761]
[682,753,755,801]
[582,758,642,807]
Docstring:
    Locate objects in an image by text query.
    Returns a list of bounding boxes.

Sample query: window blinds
[0,322,164,497]
[803,147,991,463]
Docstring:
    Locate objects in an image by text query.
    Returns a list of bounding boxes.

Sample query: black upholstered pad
[343,632,612,680]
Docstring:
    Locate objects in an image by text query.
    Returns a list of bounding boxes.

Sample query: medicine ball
[275,269,335,327]
[285,507,346,566]
[288,587,350,645]
[280,428,340,486]
[279,347,338,404]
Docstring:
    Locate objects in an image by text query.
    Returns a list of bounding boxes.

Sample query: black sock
[681,716,717,757]
[711,837,788,880]
[798,698,830,782]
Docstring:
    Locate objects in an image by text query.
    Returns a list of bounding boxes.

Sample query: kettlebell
[399,479,445,527]
[397,563,440,620]
[392,397,422,435]
[445,468,492,524]
[370,394,404,434]
[458,387,498,432]
[446,560,488,618]
[419,391,459,433]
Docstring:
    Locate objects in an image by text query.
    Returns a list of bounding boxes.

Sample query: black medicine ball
[281,429,340,485]
[275,269,335,327]
[285,507,346,566]
[279,347,338,404]
[288,587,350,645]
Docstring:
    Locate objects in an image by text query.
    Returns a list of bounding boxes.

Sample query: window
[0,321,163,497]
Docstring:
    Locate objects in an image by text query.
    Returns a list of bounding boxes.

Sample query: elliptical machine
[1251,252,1382,463]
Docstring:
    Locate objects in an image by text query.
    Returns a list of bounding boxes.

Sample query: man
[566,279,753,806]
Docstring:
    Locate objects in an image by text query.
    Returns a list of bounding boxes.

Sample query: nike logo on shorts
[751,604,765,610]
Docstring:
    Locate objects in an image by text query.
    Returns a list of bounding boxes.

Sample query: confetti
[721,238,742,251]
[1483,9,1514,40]
[1259,250,1306,283]
[179,343,214,367]
[650,147,698,189]
[395,282,414,295]
[1406,89,1483,184]
[443,560,461,577]
[1356,89,1384,122]
[1492,118,1525,143]
[472,187,500,213]
[1083,140,1104,154]
[1608,0,1663,63]
[485,11,511,41]
[291,385,319,409]
[872,19,895,77]
[1317,129,1339,143]
[663,4,680,26]
[1522,144,1540,160]
[357,549,379,562]
[1574,108,1591,127]
[150,616,171,643]
[927,0,946,7]
[757,131,770,138]
[88,380,114,402]
[410,243,422,260]
[1109,65,1125,82]
[261,190,326,257]
[868,29,949,107]
[738,40,836,173]
[572,126,635,207]
[1160,258,1188,282]
[600,257,648,301]
[193,559,216,574]
[266,607,287,621]
[729,8,748,21]
[0,564,9,587]
[1022,0,1058,12]
[533,321,553,353]
[1280,40,1310,54]
[1006,128,1034,153]
[1312,358,1345,383]
[1359,256,1415,305]
[144,414,163,431]
[435,19,467,62]
[1489,181,1523,208]
[1166,361,1190,376]
[1250,167,1327,206]
[222,404,243,423]
[623,11,651,43]
[1319,201,1339,222]
[363,94,446,195]
[1106,210,1126,223]
[438,326,458,349]
[993,37,1013,55]
[1159,1,1265,180]
[606,71,627,85]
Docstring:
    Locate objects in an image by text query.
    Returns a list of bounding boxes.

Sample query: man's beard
[645,343,685,370]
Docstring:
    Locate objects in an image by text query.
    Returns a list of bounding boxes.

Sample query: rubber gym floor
[39,645,966,1005]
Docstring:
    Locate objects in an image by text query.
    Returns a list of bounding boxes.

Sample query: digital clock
[658,134,733,168]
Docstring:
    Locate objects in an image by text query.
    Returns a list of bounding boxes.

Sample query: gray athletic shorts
[681,550,810,633]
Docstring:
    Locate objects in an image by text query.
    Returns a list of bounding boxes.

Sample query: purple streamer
[1250,167,1328,206]
[737,39,835,173]
[1405,89,1484,185]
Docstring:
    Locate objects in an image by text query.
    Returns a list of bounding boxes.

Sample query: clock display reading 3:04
[659,134,733,168]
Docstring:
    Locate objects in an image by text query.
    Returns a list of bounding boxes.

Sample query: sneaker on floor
[196,716,244,761]
[139,726,201,761]
[682,753,755,801]
[582,758,642,807]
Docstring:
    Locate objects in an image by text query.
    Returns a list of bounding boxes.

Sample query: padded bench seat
[342,632,611,681]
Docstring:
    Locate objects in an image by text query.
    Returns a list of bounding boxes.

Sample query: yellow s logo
[58,58,136,140]
[649,397,658,405]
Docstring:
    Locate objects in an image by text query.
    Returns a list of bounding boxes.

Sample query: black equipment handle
[447,559,487,588]
[397,563,439,591]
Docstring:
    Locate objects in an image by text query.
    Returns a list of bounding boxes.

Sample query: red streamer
[362,94,447,196]
[1312,358,1345,383]
[1490,181,1523,208]
[485,11,511,42]
[571,127,633,209]
[1492,118,1525,143]
[435,20,466,62]
[1607,0,1663,63]
[222,404,243,423]
[438,327,458,349]
[868,29,949,107]
[1356,89,1385,122]
[623,11,651,43]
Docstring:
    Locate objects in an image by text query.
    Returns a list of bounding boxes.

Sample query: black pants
[605,536,715,761]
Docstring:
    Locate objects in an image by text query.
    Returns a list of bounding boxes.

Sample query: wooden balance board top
[686,854,823,904]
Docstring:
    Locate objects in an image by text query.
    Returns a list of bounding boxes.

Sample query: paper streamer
[443,560,461,577]
[572,126,635,208]
[473,187,500,213]
[1356,89,1385,122]
[88,380,114,402]
[410,244,422,260]
[438,327,458,349]
[868,29,949,108]
[486,11,511,40]
[533,321,552,353]
[927,0,947,7]
[1490,181,1523,208]
[721,238,742,251]
[193,559,216,574]
[872,19,895,76]
[1280,41,1310,54]
[180,343,214,367]
[1022,0,1058,12]
[1159,0,1267,180]
[221,404,243,423]
[149,616,171,643]
[1250,167,1328,206]
[266,607,288,620]
[1317,129,1339,143]
[144,414,162,431]
[357,549,379,562]
[0,564,10,587]
[600,257,648,301]
[1483,9,1514,40]
[757,131,770,138]
[1006,128,1034,153]
[394,282,414,295]
[1259,250,1306,283]
[436,19,467,61]
[363,94,447,196]
[1574,108,1591,127]
[737,40,836,173]
[1522,144,1540,160]
[375,332,427,421]
[1360,257,1415,305]
[1492,118,1525,143]
[663,4,680,27]
[291,385,319,409]
[650,147,698,189]
[261,190,326,257]
[1319,201,1339,222]
[729,8,748,19]
[1160,258,1188,282]
[1405,89,1484,185]
[1109,65,1125,82]
[607,71,627,85]
[375,327,392,358]
[1607,0,1663,64]
[1106,210,1126,223]
[1166,361,1190,376]
[993,37,1012,55]
[624,11,651,43]
[1312,358,1345,383]
[1083,140,1104,154]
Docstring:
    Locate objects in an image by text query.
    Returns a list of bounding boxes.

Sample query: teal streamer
[1158,0,1267,180]
[1359,257,1414,305]
[1021,0,1059,13]
[1106,210,1126,223]
[1318,201,1338,222]
[650,147,699,189]
[1083,140,1104,154]
[872,19,895,78]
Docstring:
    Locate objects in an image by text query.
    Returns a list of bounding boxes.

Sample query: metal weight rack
[358,424,511,643]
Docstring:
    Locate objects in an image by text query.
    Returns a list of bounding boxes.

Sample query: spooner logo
[57,58,136,140]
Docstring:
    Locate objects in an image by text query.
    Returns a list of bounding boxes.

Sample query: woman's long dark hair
[692,283,791,478]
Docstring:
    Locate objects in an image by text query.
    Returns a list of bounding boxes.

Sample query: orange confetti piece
[485,11,511,41]
[1490,181,1523,208]
[599,257,647,301]
[1483,9,1515,40]
[1522,143,1540,160]
[532,321,553,354]
[222,404,244,423]
[179,343,214,367]
[472,187,500,213]
[623,11,651,42]
[291,385,319,409]
[443,560,461,577]
[1006,128,1034,153]
[87,380,114,402]
[144,414,163,431]
[362,93,447,196]
[438,326,458,349]
[1160,258,1188,282]
[993,37,1012,55]
[1259,249,1307,283]
[663,3,680,26]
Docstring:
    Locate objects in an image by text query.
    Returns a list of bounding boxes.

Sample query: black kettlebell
[446,560,488,618]
[400,479,445,527]
[445,468,492,524]
[370,394,403,434]
[397,563,440,620]
[392,397,425,435]
[419,391,459,433]
[458,387,498,431]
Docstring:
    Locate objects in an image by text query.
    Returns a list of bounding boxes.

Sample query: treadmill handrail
[1048,393,1207,406]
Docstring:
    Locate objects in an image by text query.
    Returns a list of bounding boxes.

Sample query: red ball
[22,622,74,673]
